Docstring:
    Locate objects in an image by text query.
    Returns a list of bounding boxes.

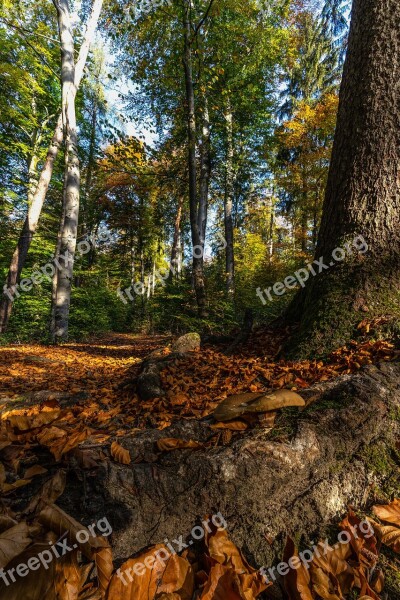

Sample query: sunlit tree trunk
[170,196,183,280]
[0,0,103,333]
[267,192,275,264]
[51,0,80,342]
[224,101,235,295]
[50,189,67,338]
[287,0,400,357]
[198,97,211,251]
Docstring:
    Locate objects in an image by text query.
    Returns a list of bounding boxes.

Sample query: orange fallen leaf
[49,428,93,462]
[5,410,61,432]
[157,438,204,451]
[106,544,193,599]
[111,441,131,465]
[282,537,313,600]
[24,465,48,478]
[372,499,400,526]
[210,421,248,431]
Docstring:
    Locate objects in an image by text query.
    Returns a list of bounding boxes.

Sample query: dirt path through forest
[0,333,169,406]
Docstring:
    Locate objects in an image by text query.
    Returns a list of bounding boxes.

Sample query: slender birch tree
[0,0,103,333]
[51,0,80,342]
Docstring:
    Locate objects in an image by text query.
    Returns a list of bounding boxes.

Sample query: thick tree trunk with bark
[0,0,103,334]
[183,0,207,317]
[51,0,80,342]
[287,0,400,357]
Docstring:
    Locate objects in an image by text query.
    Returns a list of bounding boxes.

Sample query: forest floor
[0,327,397,433]
[0,328,399,599]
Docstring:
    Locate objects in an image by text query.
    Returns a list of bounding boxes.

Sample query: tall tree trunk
[300,169,309,253]
[83,99,98,267]
[0,0,103,333]
[198,97,211,250]
[50,187,67,339]
[267,191,275,265]
[224,101,235,295]
[182,0,207,317]
[287,0,400,357]
[170,196,183,280]
[51,0,81,342]
[300,210,308,253]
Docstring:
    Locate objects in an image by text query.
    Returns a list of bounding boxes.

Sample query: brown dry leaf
[359,573,381,600]
[111,441,131,465]
[339,510,378,570]
[0,540,58,600]
[71,447,102,469]
[282,537,313,600]
[54,550,83,600]
[1,478,32,493]
[0,461,6,485]
[206,526,252,572]
[210,421,248,431]
[168,392,190,406]
[106,544,175,599]
[5,409,61,432]
[1,445,24,472]
[49,428,93,461]
[372,499,400,526]
[36,425,67,446]
[370,568,384,594]
[24,465,48,478]
[200,563,248,599]
[369,519,400,553]
[38,503,113,591]
[205,524,268,598]
[95,545,114,592]
[38,503,110,559]
[0,522,32,568]
[155,553,194,600]
[25,469,66,515]
[0,433,11,451]
[157,438,204,451]
[309,564,344,600]
[0,538,84,600]
[0,516,18,533]
[312,540,354,596]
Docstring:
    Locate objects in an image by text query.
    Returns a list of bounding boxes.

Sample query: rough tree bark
[0,0,103,334]
[51,0,80,342]
[287,0,400,357]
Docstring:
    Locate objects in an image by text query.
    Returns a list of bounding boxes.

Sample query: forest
[0,0,399,598]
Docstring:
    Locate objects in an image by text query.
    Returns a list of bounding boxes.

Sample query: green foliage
[0,0,347,343]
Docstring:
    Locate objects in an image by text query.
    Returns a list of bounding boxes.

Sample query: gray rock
[171,333,201,354]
